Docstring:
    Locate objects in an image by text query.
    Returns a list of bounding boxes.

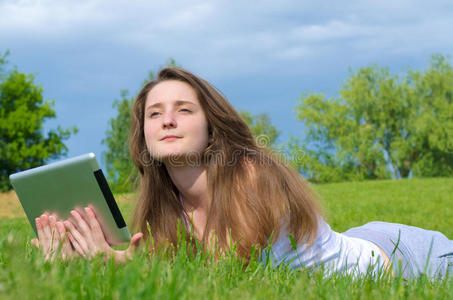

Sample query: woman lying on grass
[32,68,453,279]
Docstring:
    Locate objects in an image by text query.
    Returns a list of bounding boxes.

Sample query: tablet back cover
[10,153,130,245]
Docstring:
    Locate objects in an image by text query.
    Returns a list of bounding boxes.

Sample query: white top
[266,218,386,277]
[179,194,384,276]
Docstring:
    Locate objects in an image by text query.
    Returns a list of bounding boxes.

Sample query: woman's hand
[31,213,77,261]
[64,207,143,263]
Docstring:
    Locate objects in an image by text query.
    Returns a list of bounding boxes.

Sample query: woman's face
[143,80,210,163]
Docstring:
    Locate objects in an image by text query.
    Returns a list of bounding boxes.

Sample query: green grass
[1,178,453,299]
[318,177,453,236]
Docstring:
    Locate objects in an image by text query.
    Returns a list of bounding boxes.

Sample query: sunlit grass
[1,177,453,299]
[317,177,453,236]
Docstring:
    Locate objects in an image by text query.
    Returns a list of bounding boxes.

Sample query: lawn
[1,178,453,299]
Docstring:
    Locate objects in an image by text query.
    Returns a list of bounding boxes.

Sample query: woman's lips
[160,136,181,141]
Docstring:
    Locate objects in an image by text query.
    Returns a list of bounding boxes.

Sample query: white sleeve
[264,217,385,276]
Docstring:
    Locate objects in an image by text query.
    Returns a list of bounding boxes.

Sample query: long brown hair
[130,67,321,260]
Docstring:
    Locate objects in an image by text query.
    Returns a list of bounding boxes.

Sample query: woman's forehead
[146,80,199,105]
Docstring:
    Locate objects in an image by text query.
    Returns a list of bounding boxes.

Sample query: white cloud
[2,0,452,160]
[158,2,214,30]
[0,0,110,37]
[289,20,372,42]
[1,0,452,78]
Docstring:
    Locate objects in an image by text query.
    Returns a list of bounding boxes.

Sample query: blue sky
[1,0,453,168]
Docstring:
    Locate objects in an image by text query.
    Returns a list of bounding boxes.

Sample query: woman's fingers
[67,231,86,257]
[31,238,39,249]
[36,215,51,254]
[33,207,127,261]
[85,207,108,249]
[35,218,45,248]
[64,220,89,255]
[70,210,90,234]
[33,212,89,261]
[45,215,63,261]
[55,221,74,260]
[125,233,144,259]
[130,233,144,248]
[40,214,53,242]
[70,210,97,251]
[48,215,60,248]
[55,221,65,239]
[35,215,57,259]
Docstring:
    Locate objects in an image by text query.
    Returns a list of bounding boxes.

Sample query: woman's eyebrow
[174,100,196,107]
[145,100,196,111]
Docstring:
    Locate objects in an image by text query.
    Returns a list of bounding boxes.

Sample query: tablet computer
[9,153,131,245]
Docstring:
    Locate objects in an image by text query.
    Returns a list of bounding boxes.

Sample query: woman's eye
[149,112,160,117]
[180,108,192,113]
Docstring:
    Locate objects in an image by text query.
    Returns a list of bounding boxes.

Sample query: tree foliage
[290,54,453,183]
[0,51,77,191]
[102,90,137,193]
[239,111,280,148]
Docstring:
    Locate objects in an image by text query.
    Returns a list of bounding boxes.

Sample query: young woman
[33,68,453,279]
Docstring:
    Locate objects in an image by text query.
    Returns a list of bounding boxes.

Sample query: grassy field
[1,178,453,299]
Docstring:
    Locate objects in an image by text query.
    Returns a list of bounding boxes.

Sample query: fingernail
[85,207,94,217]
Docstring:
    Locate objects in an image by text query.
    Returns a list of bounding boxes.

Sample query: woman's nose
[162,112,177,129]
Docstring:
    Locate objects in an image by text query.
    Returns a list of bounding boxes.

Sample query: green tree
[0,51,77,191]
[102,90,136,193]
[239,111,281,148]
[290,54,453,183]
[102,59,178,193]
[0,50,9,77]
[408,55,453,177]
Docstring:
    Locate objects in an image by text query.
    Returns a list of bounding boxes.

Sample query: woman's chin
[158,152,204,167]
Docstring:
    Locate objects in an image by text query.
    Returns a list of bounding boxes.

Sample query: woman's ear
[208,127,214,143]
